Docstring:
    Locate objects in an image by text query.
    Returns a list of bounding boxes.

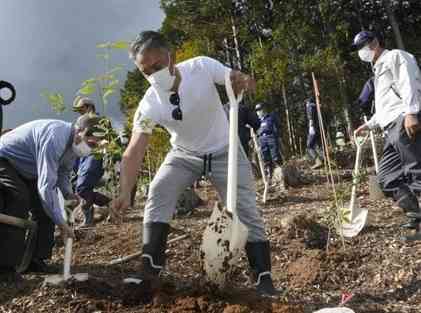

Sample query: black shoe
[400,218,420,229]
[395,188,419,213]
[24,259,58,274]
[245,241,281,297]
[401,212,421,229]
[0,267,23,285]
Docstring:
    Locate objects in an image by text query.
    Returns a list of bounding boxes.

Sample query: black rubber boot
[245,241,280,297]
[124,222,170,286]
[141,222,170,277]
[394,187,421,229]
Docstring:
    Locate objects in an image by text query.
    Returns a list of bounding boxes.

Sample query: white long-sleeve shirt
[367,49,421,129]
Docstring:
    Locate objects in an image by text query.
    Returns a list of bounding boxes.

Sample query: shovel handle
[364,115,379,173]
[353,132,369,149]
[0,213,36,229]
[63,237,73,280]
[225,70,243,217]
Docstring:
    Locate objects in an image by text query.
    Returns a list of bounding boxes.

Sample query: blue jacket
[258,113,279,137]
[306,101,318,124]
[74,155,105,194]
[356,77,374,114]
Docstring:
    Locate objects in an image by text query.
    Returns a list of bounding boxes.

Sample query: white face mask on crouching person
[147,66,176,92]
[358,46,375,63]
[72,140,92,157]
[257,110,265,119]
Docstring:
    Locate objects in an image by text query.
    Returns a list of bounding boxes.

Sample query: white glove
[309,126,316,136]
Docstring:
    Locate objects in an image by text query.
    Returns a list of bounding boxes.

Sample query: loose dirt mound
[282,213,329,249]
[287,251,321,288]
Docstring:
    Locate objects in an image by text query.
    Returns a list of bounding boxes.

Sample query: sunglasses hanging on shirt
[169,92,182,120]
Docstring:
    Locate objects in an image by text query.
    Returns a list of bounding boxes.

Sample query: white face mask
[72,140,92,157]
[358,46,375,63]
[146,66,175,91]
[257,110,265,119]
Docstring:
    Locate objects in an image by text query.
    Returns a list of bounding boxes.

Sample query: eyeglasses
[169,93,182,120]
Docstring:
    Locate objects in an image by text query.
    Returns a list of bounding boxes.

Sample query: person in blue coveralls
[255,102,282,179]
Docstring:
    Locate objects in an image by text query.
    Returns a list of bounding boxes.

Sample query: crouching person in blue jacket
[73,155,111,227]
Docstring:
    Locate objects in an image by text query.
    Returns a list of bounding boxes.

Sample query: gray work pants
[144,145,267,242]
[378,115,421,198]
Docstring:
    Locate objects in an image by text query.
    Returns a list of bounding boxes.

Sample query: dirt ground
[1,167,421,313]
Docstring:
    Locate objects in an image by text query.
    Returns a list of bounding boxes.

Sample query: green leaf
[92,131,107,138]
[96,42,111,49]
[106,66,123,76]
[102,89,115,104]
[82,78,97,85]
[96,53,110,60]
[110,41,129,49]
[41,90,66,114]
[78,84,96,95]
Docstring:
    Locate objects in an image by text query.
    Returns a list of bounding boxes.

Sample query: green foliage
[91,117,125,195]
[118,0,421,189]
[43,40,127,116]
[41,91,66,114]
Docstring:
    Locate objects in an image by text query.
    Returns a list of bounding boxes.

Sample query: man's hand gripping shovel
[339,133,369,238]
[200,70,249,286]
[44,191,88,285]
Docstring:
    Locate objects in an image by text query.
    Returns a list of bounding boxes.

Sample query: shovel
[200,70,249,286]
[339,133,369,238]
[44,191,88,285]
[250,127,269,203]
[364,116,383,200]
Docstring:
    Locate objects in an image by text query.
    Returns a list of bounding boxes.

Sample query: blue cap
[351,31,375,50]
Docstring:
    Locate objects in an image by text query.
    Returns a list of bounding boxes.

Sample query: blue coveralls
[257,113,282,176]
[306,101,323,161]
[73,156,110,224]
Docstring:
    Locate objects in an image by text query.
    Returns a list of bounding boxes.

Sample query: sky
[0,0,165,129]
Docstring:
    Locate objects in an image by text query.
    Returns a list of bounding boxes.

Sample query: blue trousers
[259,135,281,164]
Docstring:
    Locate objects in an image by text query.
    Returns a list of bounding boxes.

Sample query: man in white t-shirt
[112,31,279,296]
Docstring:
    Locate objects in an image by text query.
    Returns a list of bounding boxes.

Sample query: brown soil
[2,168,421,312]
[287,251,321,288]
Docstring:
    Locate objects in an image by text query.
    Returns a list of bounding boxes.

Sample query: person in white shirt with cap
[353,31,421,230]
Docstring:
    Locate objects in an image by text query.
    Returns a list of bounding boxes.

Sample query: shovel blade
[44,273,89,286]
[340,207,368,238]
[339,195,369,238]
[200,202,248,286]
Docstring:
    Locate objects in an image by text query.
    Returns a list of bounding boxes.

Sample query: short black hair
[129,31,169,59]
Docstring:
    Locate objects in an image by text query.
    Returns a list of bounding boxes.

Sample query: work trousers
[259,135,281,164]
[0,159,54,268]
[143,145,267,242]
[306,131,323,161]
[77,189,111,223]
[378,115,421,199]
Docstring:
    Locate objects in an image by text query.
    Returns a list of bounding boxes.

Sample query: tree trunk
[230,15,242,70]
[383,0,405,49]
[282,83,296,154]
